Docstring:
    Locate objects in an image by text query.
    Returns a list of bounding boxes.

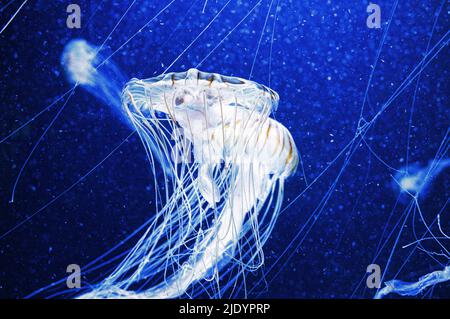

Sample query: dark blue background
[0,0,448,298]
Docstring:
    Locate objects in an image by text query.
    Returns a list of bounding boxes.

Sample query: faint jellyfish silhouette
[378,157,450,298]
[393,158,450,200]
[61,39,129,125]
[375,266,450,299]
[61,39,173,174]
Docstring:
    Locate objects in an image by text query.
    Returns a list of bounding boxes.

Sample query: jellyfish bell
[123,68,279,136]
[75,68,298,299]
[123,69,287,164]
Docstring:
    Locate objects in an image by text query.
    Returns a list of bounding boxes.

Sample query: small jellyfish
[61,39,172,175]
[392,158,450,199]
[375,266,450,298]
[378,157,450,298]
[75,68,299,299]
[61,39,129,125]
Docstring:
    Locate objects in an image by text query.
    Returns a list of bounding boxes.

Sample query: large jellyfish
[77,68,299,298]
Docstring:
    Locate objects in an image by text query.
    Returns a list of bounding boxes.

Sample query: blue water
[0,0,448,298]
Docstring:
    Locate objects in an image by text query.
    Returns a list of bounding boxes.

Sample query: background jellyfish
[374,157,450,298]
[375,266,450,299]
[60,38,172,176]
[392,158,450,200]
[74,68,298,298]
[61,39,129,126]
[2,38,133,204]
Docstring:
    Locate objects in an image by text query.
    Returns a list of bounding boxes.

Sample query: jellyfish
[375,265,450,299]
[61,39,129,125]
[392,158,450,200]
[61,38,172,175]
[75,68,299,299]
[376,157,450,298]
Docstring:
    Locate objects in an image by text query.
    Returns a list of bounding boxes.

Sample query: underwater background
[0,0,449,298]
